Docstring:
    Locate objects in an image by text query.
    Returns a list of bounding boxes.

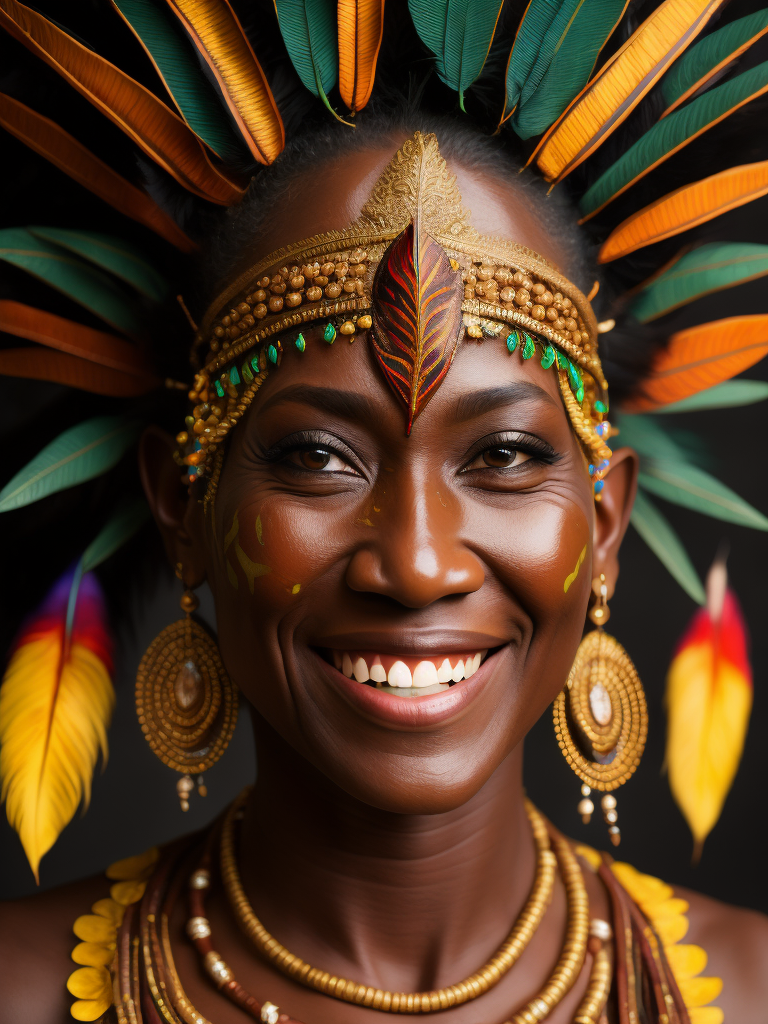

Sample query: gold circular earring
[553,574,647,845]
[135,565,238,810]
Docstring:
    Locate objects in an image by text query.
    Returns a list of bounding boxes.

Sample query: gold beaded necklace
[220,792,567,1013]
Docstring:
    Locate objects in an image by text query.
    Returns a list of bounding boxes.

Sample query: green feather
[29,227,168,303]
[630,242,768,322]
[409,0,504,111]
[0,417,139,513]
[639,459,768,530]
[0,228,143,335]
[662,9,768,111]
[81,498,151,572]
[580,60,768,218]
[112,0,244,163]
[630,489,705,604]
[274,0,340,119]
[503,0,561,120]
[512,0,628,140]
[655,379,768,413]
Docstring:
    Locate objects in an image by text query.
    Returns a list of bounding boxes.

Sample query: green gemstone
[506,330,519,353]
[522,335,535,360]
[540,344,556,369]
[241,361,254,382]
[594,399,608,414]
[576,386,585,403]
[295,332,306,352]
[229,365,241,386]
[251,355,260,373]
[567,359,582,394]
[215,380,225,398]
[267,344,278,364]
[323,323,336,344]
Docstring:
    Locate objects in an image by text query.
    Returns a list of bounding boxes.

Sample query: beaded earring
[553,574,648,845]
[135,565,238,810]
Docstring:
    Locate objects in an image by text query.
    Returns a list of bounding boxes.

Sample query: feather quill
[338,0,385,113]
[666,559,752,857]
[625,314,768,411]
[0,94,196,252]
[579,59,768,220]
[533,0,725,183]
[167,0,284,163]
[0,0,244,204]
[0,569,114,879]
[598,161,768,263]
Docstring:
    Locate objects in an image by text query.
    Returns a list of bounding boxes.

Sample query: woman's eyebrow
[451,382,559,422]
[258,383,376,421]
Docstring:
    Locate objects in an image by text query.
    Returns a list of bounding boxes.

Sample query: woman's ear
[138,425,207,587]
[592,446,639,599]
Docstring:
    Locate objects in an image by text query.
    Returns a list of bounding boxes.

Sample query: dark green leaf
[112,0,244,163]
[0,417,139,512]
[29,227,168,302]
[655,380,768,413]
[612,413,689,461]
[81,497,151,572]
[580,60,768,217]
[0,228,143,335]
[631,489,705,604]
[639,459,768,529]
[503,0,562,117]
[275,0,338,112]
[630,242,768,322]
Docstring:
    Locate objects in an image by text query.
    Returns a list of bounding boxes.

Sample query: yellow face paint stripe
[564,544,587,593]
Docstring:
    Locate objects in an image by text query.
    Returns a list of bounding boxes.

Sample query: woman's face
[148,145,637,815]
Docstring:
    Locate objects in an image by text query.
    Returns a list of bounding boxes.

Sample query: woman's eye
[467,446,532,471]
[287,446,352,472]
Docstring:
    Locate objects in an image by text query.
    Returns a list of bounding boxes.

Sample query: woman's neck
[238,717,536,993]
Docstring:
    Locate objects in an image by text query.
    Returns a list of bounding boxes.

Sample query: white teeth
[342,653,354,678]
[370,658,387,683]
[353,657,369,683]
[413,661,439,687]
[333,650,342,670]
[437,658,453,683]
[451,659,465,682]
[388,661,412,687]
[465,657,476,678]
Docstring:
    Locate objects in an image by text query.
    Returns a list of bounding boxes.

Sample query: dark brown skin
[2,143,768,1024]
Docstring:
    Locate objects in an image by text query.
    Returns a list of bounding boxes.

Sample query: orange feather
[0,348,159,397]
[0,0,245,205]
[338,0,386,113]
[0,569,114,880]
[623,314,768,412]
[666,559,752,857]
[0,94,196,252]
[599,161,768,263]
[532,0,725,183]
[164,0,284,165]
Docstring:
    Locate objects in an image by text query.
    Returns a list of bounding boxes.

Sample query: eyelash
[461,432,559,472]
[261,430,362,472]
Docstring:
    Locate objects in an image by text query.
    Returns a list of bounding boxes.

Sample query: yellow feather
[0,636,114,880]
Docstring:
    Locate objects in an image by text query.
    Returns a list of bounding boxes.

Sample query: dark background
[1,382,767,912]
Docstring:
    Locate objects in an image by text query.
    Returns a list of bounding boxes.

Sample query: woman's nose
[344,476,485,608]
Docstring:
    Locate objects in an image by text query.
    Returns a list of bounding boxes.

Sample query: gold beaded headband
[179,133,612,496]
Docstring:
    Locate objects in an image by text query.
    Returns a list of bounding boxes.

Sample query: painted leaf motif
[661,9,768,116]
[0,94,196,252]
[338,0,385,112]
[624,314,768,411]
[512,0,630,140]
[0,0,244,204]
[111,0,245,163]
[630,242,768,322]
[534,0,725,183]
[599,161,768,263]
[631,488,705,604]
[371,220,463,433]
[579,59,768,219]
[654,380,768,413]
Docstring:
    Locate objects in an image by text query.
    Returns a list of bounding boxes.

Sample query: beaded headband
[178,133,612,494]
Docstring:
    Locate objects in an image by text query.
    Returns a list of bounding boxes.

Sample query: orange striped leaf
[0,348,159,396]
[624,314,768,412]
[533,0,724,183]
[0,0,245,204]
[599,161,768,263]
[338,0,385,113]
[0,94,196,252]
[164,0,284,165]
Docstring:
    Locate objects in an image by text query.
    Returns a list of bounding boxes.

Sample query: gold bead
[357,314,372,329]
[268,296,284,313]
[306,286,323,301]
[339,321,356,335]
[531,305,546,321]
[467,324,483,339]
[285,292,302,307]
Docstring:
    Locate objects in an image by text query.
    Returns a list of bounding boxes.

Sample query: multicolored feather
[0,0,244,204]
[0,568,114,879]
[0,94,196,252]
[533,0,726,184]
[666,558,752,858]
[599,161,768,263]
[371,217,464,434]
[338,0,385,113]
[165,0,284,164]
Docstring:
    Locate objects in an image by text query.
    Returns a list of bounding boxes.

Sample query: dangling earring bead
[578,784,594,824]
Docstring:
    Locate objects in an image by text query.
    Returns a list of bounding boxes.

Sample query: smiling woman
[2,3,768,1024]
